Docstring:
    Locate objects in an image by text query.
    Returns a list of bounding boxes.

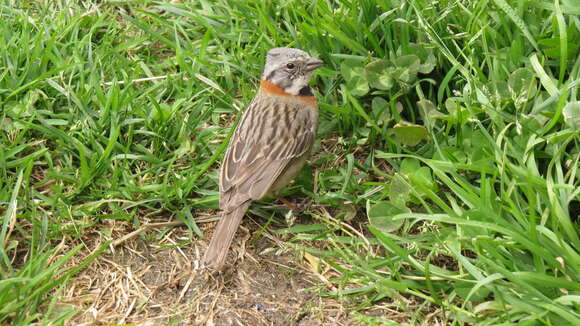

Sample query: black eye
[286,63,295,69]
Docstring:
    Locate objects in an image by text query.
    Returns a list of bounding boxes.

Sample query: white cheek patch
[284,71,313,95]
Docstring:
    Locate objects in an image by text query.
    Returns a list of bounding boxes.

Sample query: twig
[112,221,184,247]
[112,217,216,247]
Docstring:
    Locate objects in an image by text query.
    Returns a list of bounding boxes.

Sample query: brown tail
[203,202,251,268]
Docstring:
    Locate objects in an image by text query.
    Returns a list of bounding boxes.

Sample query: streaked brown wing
[219,95,316,211]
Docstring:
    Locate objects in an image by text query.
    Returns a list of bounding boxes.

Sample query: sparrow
[203,47,324,268]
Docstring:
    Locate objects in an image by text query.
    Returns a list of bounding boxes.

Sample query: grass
[0,0,578,324]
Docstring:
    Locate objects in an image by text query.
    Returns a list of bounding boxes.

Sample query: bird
[203,47,324,269]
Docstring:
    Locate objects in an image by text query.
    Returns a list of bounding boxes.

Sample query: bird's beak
[305,57,324,71]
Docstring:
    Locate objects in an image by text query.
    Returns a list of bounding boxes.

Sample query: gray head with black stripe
[262,47,323,95]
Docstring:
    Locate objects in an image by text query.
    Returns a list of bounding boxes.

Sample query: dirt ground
[58,213,377,326]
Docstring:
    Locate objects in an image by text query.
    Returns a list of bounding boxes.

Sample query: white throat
[284,75,308,95]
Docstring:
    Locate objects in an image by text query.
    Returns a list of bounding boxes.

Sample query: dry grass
[56,214,406,326]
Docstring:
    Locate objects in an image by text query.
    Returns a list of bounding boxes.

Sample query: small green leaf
[348,75,369,96]
[342,62,369,96]
[371,96,388,113]
[367,201,408,233]
[390,173,410,207]
[444,98,472,125]
[400,159,437,195]
[562,101,580,129]
[400,158,421,175]
[445,98,460,115]
[372,97,390,124]
[419,53,436,74]
[394,54,420,72]
[394,66,413,83]
[365,59,394,90]
[417,99,442,120]
[407,43,436,74]
[394,55,421,85]
[390,121,429,146]
[410,167,436,192]
[341,61,365,80]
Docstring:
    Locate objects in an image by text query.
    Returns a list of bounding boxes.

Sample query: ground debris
[60,218,360,325]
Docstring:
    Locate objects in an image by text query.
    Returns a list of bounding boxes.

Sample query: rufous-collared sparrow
[203,47,323,268]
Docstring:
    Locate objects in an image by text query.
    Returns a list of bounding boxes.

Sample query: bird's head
[261,47,323,96]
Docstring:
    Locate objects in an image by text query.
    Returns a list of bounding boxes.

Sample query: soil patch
[60,217,356,325]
